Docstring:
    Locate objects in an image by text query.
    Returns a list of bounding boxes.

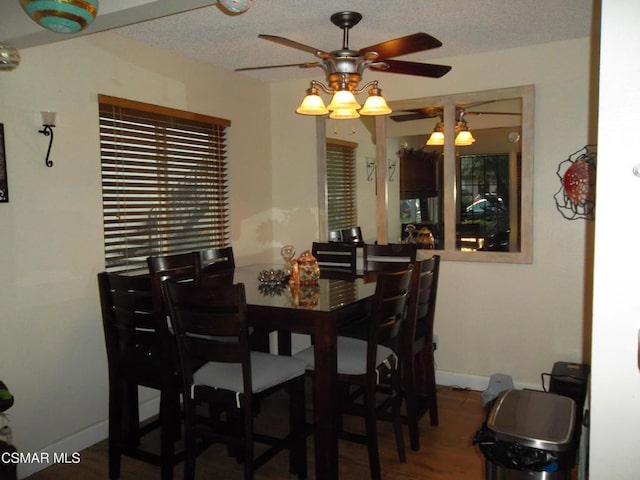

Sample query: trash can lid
[486,389,576,452]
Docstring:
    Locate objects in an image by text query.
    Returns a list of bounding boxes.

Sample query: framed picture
[0,124,7,203]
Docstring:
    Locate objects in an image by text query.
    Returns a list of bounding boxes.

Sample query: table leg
[312,318,339,480]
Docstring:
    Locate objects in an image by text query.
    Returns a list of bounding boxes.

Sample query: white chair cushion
[192,351,307,397]
[294,336,394,376]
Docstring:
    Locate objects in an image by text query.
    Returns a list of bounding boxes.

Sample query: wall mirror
[317,85,534,264]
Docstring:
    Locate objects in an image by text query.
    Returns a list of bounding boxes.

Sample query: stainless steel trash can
[483,389,576,480]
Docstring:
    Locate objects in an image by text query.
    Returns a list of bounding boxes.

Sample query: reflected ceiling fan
[236,11,452,118]
[390,103,522,122]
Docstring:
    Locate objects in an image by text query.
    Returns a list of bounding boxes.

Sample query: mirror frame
[318,84,534,264]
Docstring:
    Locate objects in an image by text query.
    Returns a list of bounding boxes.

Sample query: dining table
[230,264,377,480]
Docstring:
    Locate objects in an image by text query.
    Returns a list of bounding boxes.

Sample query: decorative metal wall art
[554,144,596,220]
[0,124,8,203]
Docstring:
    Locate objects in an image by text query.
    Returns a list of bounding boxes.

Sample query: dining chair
[328,230,343,242]
[363,243,417,273]
[401,255,441,451]
[294,267,413,480]
[97,272,181,480]
[341,226,364,244]
[162,280,308,480]
[194,246,235,281]
[312,241,357,278]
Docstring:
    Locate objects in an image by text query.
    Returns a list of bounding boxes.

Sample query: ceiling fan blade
[390,113,433,122]
[360,33,443,59]
[235,62,321,72]
[258,34,330,58]
[465,111,522,116]
[370,59,452,78]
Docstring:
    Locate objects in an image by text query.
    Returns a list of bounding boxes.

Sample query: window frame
[98,95,231,273]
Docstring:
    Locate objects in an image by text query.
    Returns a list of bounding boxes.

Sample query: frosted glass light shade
[329,108,360,119]
[296,93,329,115]
[21,0,99,33]
[359,94,391,116]
[426,131,444,146]
[455,130,476,146]
[41,111,57,127]
[327,90,361,111]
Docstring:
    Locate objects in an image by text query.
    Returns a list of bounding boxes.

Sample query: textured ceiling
[3,1,597,83]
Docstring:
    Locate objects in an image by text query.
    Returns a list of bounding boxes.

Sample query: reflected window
[385,85,534,263]
[457,153,519,252]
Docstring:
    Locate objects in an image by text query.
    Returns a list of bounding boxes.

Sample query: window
[326,138,357,232]
[99,95,231,272]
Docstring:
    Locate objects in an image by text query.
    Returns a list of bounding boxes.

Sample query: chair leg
[364,386,382,480]
[423,349,439,426]
[108,383,122,480]
[391,368,407,462]
[183,397,198,480]
[243,403,255,480]
[159,387,178,480]
[403,353,421,451]
[289,377,307,479]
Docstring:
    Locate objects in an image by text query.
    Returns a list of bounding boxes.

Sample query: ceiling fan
[390,103,522,123]
[236,11,452,88]
[235,11,452,118]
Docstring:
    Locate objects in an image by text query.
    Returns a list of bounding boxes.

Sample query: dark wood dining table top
[230,263,377,312]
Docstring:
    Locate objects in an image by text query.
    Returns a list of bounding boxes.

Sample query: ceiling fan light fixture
[455,129,476,146]
[359,84,392,116]
[426,131,445,146]
[329,108,360,120]
[296,84,329,115]
[426,121,444,146]
[327,90,361,111]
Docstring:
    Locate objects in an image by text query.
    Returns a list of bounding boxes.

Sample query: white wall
[271,37,595,390]
[590,0,640,477]
[0,32,273,477]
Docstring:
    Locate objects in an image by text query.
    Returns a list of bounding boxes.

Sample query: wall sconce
[388,159,397,182]
[365,158,397,181]
[39,112,56,167]
[366,157,376,182]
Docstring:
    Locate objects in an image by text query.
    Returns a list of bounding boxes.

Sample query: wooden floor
[26,386,487,480]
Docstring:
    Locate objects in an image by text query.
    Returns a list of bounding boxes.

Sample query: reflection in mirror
[386,85,534,263]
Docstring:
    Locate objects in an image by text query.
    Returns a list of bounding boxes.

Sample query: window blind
[99,95,231,273]
[326,138,357,232]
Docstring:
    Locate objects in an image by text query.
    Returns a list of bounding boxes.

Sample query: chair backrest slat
[98,272,161,386]
[363,243,417,273]
[195,246,235,281]
[162,281,251,387]
[405,256,440,352]
[367,267,413,373]
[312,241,357,277]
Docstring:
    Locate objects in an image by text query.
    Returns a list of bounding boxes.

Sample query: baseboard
[436,369,540,392]
[17,396,160,479]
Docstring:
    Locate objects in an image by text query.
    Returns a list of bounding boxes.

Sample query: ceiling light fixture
[20,0,99,34]
[297,78,391,119]
[425,113,476,147]
[218,0,254,14]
